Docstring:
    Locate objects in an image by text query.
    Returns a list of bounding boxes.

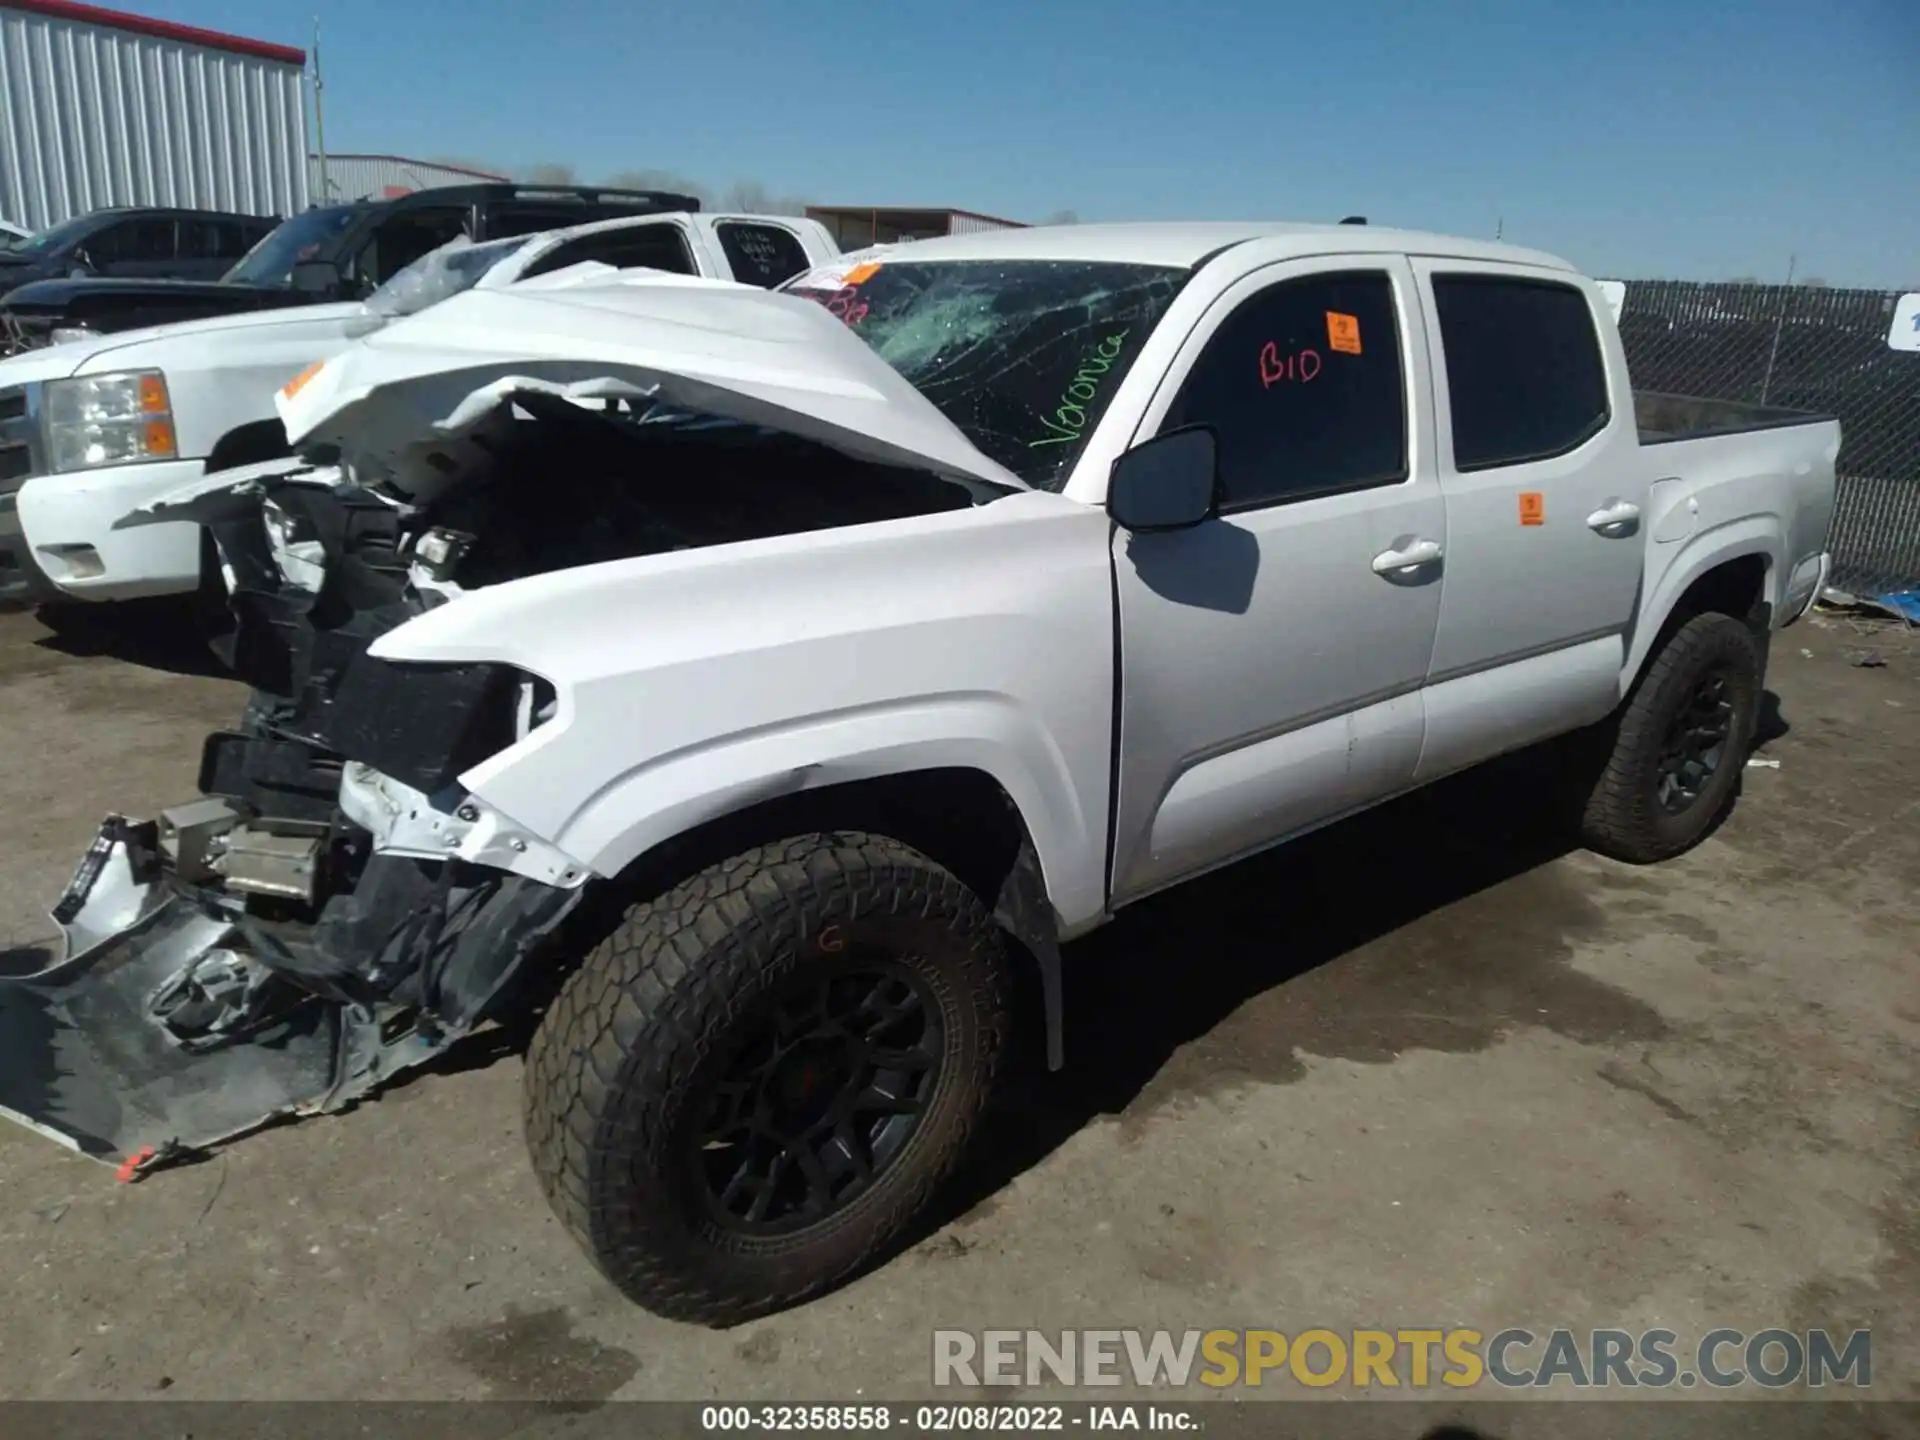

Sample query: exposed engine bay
[0,390,979,1167]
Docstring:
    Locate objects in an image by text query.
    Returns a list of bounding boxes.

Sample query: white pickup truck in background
[0,222,1837,1327]
[0,211,838,605]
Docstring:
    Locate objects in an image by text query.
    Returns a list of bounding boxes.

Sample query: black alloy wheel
[696,960,943,1235]
[1653,668,1735,813]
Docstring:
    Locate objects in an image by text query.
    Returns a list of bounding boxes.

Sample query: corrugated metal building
[0,0,308,231]
[310,153,508,203]
[805,205,1025,250]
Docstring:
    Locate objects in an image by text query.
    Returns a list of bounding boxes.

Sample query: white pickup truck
[0,223,1837,1325]
[0,211,837,606]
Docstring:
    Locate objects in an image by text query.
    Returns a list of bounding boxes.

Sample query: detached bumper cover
[15,458,210,600]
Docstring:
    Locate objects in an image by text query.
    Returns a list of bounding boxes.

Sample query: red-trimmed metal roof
[1,0,305,65]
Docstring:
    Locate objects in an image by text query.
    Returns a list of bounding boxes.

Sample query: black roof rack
[371,183,702,212]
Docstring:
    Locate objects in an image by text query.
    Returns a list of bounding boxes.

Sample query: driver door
[1109,256,1445,903]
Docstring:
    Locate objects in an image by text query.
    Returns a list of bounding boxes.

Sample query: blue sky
[151,0,1915,286]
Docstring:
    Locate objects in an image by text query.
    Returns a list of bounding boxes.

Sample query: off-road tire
[523,832,1010,1325]
[1578,611,1763,863]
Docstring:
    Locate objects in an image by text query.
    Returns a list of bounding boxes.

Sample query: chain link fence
[1616,281,1919,598]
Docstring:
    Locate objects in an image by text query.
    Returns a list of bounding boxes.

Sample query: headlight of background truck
[42,369,178,472]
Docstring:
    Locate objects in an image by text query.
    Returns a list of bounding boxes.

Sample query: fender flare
[1622,518,1783,695]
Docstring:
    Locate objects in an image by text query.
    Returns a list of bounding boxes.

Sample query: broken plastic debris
[1745,758,1781,769]
[1818,586,1920,625]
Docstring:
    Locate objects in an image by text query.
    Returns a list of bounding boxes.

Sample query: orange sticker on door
[1326,311,1362,354]
[1519,491,1546,526]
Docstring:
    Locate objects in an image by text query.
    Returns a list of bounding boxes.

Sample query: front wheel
[1578,611,1763,863]
[523,832,1011,1325]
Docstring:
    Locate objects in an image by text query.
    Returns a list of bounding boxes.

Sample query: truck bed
[1634,391,1832,446]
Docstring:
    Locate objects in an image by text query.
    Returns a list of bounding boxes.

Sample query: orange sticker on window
[1519,491,1546,526]
[1326,311,1362,354]
[842,262,881,286]
[281,361,325,401]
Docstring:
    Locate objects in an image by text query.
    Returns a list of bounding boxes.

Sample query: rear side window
[715,222,810,288]
[486,205,595,239]
[521,224,697,278]
[1161,270,1407,510]
[181,220,253,260]
[89,217,176,263]
[1432,276,1610,470]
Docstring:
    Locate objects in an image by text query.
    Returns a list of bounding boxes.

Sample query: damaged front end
[0,276,1024,1167]
[0,462,590,1165]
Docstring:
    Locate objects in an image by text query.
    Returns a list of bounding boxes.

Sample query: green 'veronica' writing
[1029,331,1131,447]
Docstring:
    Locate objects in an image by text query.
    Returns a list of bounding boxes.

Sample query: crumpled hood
[274,273,1027,494]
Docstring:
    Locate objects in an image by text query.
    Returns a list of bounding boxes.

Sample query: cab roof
[881,221,1579,274]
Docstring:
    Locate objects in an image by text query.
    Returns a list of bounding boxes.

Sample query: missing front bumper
[0,805,580,1165]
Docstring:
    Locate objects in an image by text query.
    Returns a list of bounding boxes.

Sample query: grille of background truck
[0,386,33,487]
[1617,280,1920,598]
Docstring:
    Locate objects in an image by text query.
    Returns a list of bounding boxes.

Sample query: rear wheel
[1578,611,1763,863]
[523,832,1010,1324]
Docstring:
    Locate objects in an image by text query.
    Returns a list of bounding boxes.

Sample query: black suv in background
[0,183,702,349]
[0,207,276,291]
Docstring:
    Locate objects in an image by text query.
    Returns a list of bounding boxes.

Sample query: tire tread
[523,832,1008,1325]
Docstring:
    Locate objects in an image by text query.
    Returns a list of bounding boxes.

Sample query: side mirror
[289,259,342,297]
[1107,426,1220,532]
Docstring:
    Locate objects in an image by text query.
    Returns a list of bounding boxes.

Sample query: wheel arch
[1623,525,1778,699]
[576,766,1069,1071]
[205,418,293,475]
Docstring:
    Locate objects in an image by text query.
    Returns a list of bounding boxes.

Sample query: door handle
[1371,538,1444,575]
[1586,499,1642,535]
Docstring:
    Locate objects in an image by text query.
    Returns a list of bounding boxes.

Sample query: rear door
[1109,254,1445,903]
[1409,261,1648,779]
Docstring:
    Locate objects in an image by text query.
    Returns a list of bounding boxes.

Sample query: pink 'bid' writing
[1260,342,1322,388]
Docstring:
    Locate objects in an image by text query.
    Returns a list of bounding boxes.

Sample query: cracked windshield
[787,260,1185,489]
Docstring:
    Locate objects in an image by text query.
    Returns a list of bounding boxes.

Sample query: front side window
[355,207,472,288]
[715,222,810,288]
[223,207,359,285]
[363,236,531,318]
[1431,275,1610,470]
[223,221,268,258]
[1162,271,1407,510]
[10,214,98,258]
[785,259,1186,490]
